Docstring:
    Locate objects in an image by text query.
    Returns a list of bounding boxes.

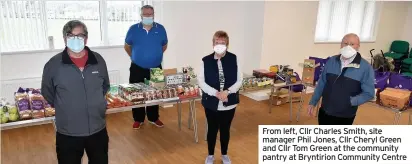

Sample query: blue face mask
[66,37,85,53]
[142,17,154,25]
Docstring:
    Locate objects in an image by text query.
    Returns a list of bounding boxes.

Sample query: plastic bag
[374,71,390,90]
[29,90,45,119]
[15,88,31,120]
[387,73,412,90]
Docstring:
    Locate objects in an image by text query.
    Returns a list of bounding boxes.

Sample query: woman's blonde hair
[212,30,229,46]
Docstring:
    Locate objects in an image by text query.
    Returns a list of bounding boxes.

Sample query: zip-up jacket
[309,53,375,118]
[41,47,110,136]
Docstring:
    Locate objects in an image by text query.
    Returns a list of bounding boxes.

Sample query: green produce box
[150,68,165,82]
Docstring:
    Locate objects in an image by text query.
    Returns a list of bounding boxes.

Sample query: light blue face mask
[66,37,85,53]
[142,17,154,25]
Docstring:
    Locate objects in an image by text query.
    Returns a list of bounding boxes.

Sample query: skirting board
[241,86,315,102]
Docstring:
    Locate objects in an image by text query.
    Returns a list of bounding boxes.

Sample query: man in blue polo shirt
[124,5,168,129]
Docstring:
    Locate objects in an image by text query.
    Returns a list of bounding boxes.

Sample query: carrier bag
[374,71,390,90]
[388,73,412,90]
[282,72,305,92]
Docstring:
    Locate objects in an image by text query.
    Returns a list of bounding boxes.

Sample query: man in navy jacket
[308,33,375,125]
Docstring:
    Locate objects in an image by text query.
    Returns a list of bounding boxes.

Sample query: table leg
[178,101,182,131]
[188,100,193,129]
[269,88,274,113]
[191,100,199,143]
[289,86,293,122]
[53,119,57,132]
[296,88,305,122]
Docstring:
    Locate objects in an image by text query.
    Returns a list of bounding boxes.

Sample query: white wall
[402,3,412,44]
[0,42,2,93]
[1,1,412,90]
[160,1,264,74]
[0,1,265,84]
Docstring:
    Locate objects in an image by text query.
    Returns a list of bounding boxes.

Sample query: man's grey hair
[62,20,88,37]
[141,5,154,14]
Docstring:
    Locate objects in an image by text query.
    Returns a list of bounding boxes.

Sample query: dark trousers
[130,62,161,122]
[56,128,109,164]
[205,108,236,155]
[318,108,355,125]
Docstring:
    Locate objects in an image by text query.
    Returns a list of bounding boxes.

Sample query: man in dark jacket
[41,20,110,164]
[308,33,375,125]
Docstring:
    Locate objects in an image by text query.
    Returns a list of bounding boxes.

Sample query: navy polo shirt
[125,22,168,68]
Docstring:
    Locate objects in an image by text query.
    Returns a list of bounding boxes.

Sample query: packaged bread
[170,88,177,98]
[177,85,184,95]
[144,91,152,101]
[155,90,163,100]
[29,90,45,119]
[44,101,55,117]
[119,84,145,104]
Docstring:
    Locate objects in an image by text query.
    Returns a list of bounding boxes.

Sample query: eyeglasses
[66,33,86,40]
[342,42,358,46]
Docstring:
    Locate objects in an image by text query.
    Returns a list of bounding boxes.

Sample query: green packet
[150,68,165,82]
[109,85,119,95]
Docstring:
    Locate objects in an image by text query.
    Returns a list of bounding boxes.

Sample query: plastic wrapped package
[15,91,31,120]
[44,101,55,117]
[162,89,169,99]
[118,84,145,104]
[1,105,20,123]
[29,90,45,119]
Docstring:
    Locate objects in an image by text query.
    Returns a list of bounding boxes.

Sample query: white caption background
[259,125,412,164]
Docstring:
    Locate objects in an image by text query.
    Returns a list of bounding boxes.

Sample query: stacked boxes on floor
[384,40,409,73]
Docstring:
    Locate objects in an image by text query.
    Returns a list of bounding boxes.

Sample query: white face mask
[340,45,357,58]
[213,44,227,55]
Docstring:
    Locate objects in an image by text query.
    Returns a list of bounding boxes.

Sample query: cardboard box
[269,89,302,106]
[273,95,288,105]
[253,69,271,78]
[288,92,302,103]
[163,68,177,76]
[265,72,276,79]
[379,88,411,109]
